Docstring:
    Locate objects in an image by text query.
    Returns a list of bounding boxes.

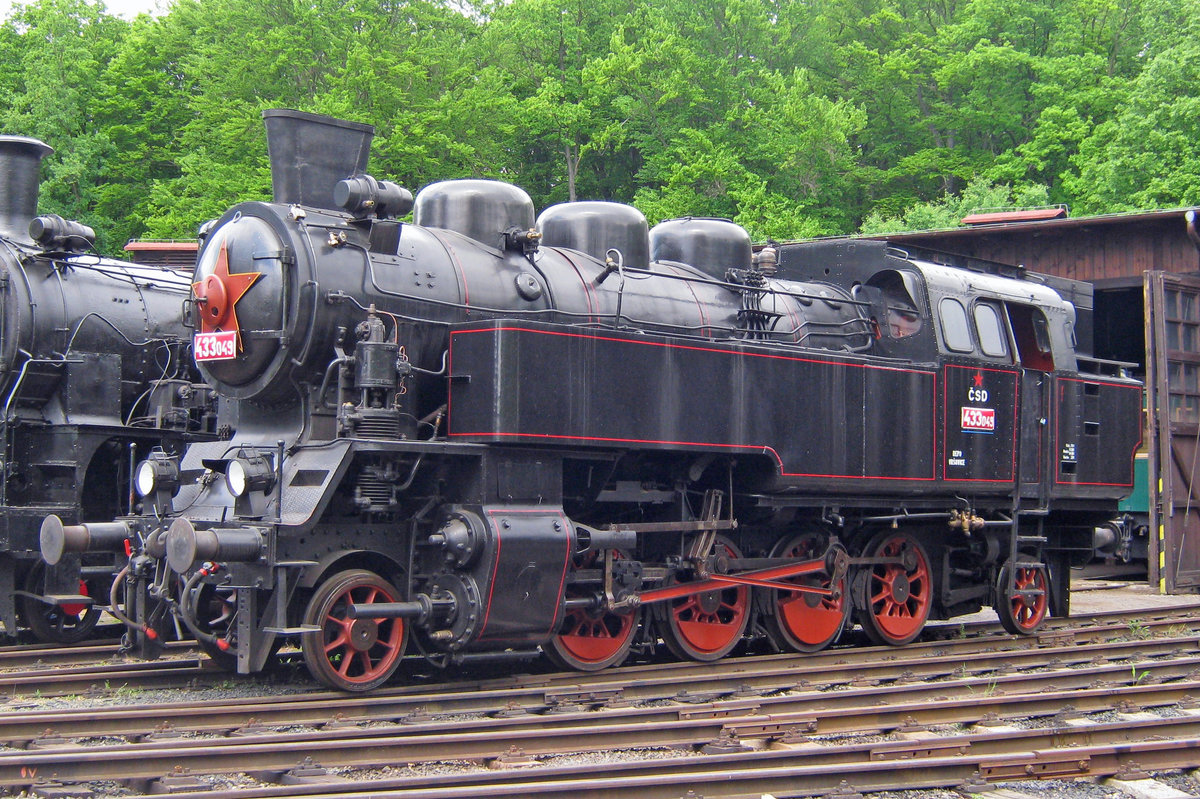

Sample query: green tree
[91,8,199,245]
[0,0,128,249]
[139,0,484,237]
[1066,36,1200,212]
[860,176,1052,233]
[475,0,635,205]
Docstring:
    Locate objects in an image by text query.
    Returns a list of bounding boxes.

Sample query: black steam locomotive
[0,135,217,643]
[42,110,1141,689]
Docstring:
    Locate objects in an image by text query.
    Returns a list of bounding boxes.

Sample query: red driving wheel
[301,569,407,691]
[544,551,639,671]
[856,531,931,646]
[765,533,848,652]
[658,536,750,661]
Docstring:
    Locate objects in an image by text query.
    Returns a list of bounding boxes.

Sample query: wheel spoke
[998,561,1048,635]
[764,533,849,653]
[860,533,931,646]
[658,537,750,662]
[324,627,350,653]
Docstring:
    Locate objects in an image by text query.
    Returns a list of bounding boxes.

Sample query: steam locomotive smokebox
[650,218,752,279]
[262,109,374,210]
[0,135,52,243]
[413,180,535,249]
[537,201,650,270]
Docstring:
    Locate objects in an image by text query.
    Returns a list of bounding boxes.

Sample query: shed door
[1146,271,1200,591]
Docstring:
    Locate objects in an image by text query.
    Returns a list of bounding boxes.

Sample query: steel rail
[4,644,1200,789]
[0,640,195,672]
[200,736,1200,799]
[13,705,1200,797]
[2,625,1198,743]
[0,599,1194,698]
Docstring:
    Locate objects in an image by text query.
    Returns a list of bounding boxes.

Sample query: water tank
[537,201,650,270]
[650,218,752,279]
[414,180,535,249]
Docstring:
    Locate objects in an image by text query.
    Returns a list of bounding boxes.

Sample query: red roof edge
[961,208,1068,226]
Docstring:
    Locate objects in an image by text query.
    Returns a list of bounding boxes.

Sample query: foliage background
[2,0,1198,252]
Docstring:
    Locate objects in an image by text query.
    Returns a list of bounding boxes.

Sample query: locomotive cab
[908,262,1141,623]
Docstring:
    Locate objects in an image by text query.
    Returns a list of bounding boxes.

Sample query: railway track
[1,601,1197,699]
[0,637,196,673]
[1,603,1199,797]
[3,628,1200,743]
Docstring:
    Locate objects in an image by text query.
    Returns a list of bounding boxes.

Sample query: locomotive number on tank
[194,330,238,361]
[960,407,996,433]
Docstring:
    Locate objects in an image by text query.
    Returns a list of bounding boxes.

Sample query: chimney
[262,109,374,210]
[0,135,53,243]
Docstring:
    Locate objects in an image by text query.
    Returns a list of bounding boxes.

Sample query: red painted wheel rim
[556,607,636,664]
[319,583,405,685]
[776,537,846,649]
[550,550,638,668]
[667,543,748,656]
[1009,566,1048,631]
[867,535,930,641]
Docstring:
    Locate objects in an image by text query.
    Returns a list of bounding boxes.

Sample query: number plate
[960,406,996,433]
[194,330,238,361]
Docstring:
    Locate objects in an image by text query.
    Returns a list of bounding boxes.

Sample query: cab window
[1007,303,1055,371]
[939,298,974,352]
[888,304,922,339]
[868,269,924,340]
[973,303,1008,358]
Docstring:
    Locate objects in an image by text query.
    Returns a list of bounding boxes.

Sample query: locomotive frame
[41,110,1142,689]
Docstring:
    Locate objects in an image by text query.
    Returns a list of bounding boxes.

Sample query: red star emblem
[191,241,261,351]
[973,372,984,387]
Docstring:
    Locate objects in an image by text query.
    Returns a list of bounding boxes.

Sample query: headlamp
[225,455,274,497]
[135,453,180,498]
